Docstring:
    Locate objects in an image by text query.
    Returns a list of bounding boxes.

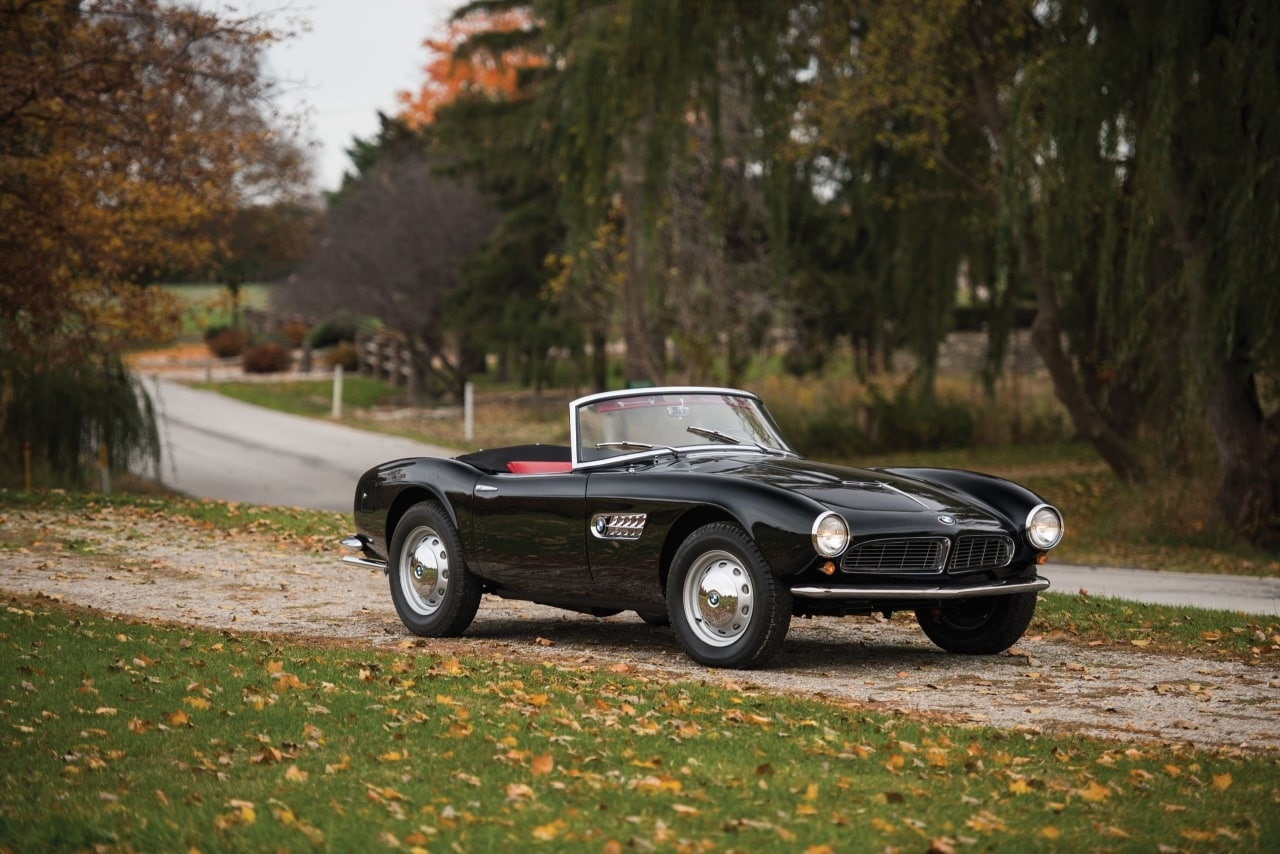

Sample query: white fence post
[332,364,344,419]
[464,381,474,444]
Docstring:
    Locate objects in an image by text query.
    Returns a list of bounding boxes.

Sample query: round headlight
[1026,504,1064,550]
[812,511,850,557]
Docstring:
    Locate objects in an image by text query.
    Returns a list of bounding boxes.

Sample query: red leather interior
[506,460,573,474]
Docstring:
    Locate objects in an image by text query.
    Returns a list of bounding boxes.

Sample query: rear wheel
[667,523,790,668]
[915,591,1037,654]
[389,502,481,637]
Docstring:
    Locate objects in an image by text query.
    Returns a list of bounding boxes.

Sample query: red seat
[506,460,573,474]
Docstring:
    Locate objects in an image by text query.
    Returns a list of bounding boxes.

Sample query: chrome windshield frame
[568,386,795,469]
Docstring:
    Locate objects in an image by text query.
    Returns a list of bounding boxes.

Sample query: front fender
[592,471,829,577]
[877,467,1052,528]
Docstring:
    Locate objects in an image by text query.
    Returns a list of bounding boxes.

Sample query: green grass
[190,377,406,417]
[1,596,1276,852]
[1033,594,1280,664]
[196,378,572,450]
[1019,469,1280,577]
[162,282,273,339]
[0,489,347,548]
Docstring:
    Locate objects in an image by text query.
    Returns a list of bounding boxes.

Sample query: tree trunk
[1018,222,1147,482]
[1167,177,1280,547]
[591,327,608,393]
[964,46,1146,483]
[1203,361,1280,547]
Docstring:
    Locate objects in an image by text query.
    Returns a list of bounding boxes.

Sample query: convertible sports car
[341,386,1062,668]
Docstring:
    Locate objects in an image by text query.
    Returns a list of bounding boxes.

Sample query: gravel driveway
[3,504,1277,754]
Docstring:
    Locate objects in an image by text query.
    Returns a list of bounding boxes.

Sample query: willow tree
[999,0,1280,543]
[531,0,795,386]
[1106,0,1278,544]
[803,1,1151,479]
[805,0,1280,545]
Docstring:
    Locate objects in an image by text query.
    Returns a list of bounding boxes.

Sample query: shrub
[241,342,292,374]
[326,341,359,371]
[762,379,977,457]
[202,322,229,340]
[280,320,309,348]
[204,327,245,359]
[860,383,976,452]
[309,316,361,349]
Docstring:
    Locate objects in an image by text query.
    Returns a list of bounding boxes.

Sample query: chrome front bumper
[791,576,1049,601]
[340,535,388,571]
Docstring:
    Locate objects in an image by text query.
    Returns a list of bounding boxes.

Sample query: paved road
[148,378,1280,617]
[149,377,455,513]
[1045,563,1280,617]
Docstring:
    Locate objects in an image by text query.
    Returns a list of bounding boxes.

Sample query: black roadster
[341,386,1062,668]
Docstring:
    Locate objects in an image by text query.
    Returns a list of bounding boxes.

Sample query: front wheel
[667,523,791,668]
[388,502,481,637]
[915,591,1037,654]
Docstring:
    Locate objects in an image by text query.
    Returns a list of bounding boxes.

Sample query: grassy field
[1,585,1276,852]
[193,378,574,448]
[190,376,413,416]
[163,282,273,339]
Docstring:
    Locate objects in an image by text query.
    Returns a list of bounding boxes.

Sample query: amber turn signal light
[820,561,836,576]
[1036,552,1048,565]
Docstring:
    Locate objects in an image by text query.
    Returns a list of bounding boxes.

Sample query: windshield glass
[574,391,793,464]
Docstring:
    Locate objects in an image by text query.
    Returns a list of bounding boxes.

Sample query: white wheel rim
[399,525,450,616]
[682,549,754,648]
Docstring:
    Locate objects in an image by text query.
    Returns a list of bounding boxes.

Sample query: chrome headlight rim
[811,511,850,558]
[1025,503,1064,550]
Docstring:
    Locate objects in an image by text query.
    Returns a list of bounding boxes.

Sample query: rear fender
[366,458,482,556]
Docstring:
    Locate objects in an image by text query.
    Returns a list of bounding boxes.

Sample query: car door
[468,470,593,598]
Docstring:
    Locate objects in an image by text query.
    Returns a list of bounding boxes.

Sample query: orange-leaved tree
[0,0,310,484]
[396,6,541,128]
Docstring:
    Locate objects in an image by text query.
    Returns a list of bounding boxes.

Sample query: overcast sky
[258,1,463,193]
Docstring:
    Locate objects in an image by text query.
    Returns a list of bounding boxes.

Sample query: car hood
[700,456,1003,524]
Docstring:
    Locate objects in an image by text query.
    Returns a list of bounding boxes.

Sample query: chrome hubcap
[683,549,754,648]
[400,526,449,616]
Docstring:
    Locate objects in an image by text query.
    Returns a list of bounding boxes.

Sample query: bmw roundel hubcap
[683,549,754,648]
[400,526,450,616]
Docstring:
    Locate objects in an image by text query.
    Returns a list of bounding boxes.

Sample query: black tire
[666,522,791,668]
[636,611,670,627]
[915,591,1038,654]
[388,502,482,637]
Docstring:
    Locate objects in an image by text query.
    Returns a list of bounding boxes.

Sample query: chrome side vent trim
[590,512,647,540]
